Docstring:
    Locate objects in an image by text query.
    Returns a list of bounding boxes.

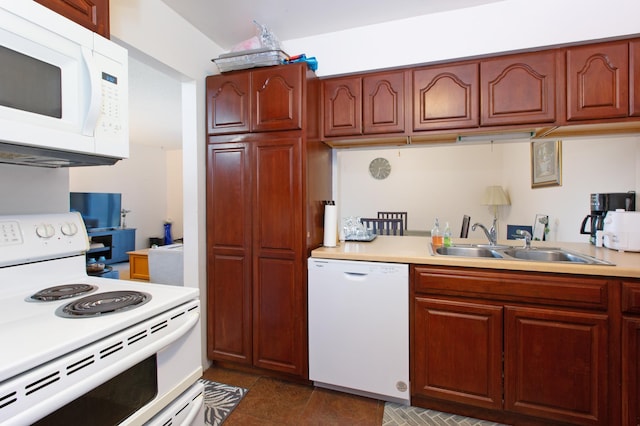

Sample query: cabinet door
[323,77,362,137]
[481,51,558,125]
[111,228,135,263]
[252,136,305,376]
[504,306,608,425]
[413,297,503,409]
[251,65,303,132]
[623,317,640,426]
[631,40,640,117]
[413,63,479,131]
[566,41,629,121]
[35,0,109,38]
[206,142,253,364]
[206,74,251,135]
[363,71,405,134]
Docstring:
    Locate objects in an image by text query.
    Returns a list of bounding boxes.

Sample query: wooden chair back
[361,218,404,236]
[377,211,408,230]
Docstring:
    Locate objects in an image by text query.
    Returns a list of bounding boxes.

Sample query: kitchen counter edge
[310,236,640,279]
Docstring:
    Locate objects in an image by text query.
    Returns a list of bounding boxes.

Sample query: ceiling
[159,0,502,50]
[132,0,503,150]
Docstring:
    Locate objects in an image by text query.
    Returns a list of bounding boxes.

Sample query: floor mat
[382,402,507,426]
[199,378,248,425]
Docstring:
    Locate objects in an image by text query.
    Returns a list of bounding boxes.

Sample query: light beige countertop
[311,236,640,279]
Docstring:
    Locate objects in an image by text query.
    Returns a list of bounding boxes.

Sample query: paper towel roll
[323,204,338,247]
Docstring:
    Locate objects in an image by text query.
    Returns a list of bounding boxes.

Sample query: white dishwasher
[308,258,409,405]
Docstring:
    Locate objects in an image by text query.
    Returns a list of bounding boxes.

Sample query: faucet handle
[515,229,532,248]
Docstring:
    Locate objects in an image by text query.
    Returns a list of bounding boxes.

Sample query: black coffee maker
[580,191,636,244]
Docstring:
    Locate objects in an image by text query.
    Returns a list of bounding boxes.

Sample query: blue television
[70,192,121,230]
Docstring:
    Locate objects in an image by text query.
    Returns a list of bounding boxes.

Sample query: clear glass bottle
[431,218,443,248]
[443,222,452,247]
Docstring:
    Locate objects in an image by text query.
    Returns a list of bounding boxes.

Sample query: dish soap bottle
[443,222,452,247]
[431,218,443,248]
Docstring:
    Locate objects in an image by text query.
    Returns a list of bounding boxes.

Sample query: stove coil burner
[56,291,151,318]
[29,284,98,301]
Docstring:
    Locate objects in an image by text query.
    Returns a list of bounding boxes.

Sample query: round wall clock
[369,157,391,180]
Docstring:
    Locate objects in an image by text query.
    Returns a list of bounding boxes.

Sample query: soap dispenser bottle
[431,218,443,248]
[443,222,452,247]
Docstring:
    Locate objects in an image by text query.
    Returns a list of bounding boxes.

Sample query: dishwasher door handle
[343,271,368,280]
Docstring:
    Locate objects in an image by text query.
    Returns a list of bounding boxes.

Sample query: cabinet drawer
[622,281,640,314]
[414,266,608,310]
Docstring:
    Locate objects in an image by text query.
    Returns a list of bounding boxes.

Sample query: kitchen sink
[435,246,503,258]
[501,248,590,263]
[432,244,613,265]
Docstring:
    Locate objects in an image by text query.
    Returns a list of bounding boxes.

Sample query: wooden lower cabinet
[504,306,608,425]
[412,265,617,426]
[623,318,640,426]
[413,297,503,409]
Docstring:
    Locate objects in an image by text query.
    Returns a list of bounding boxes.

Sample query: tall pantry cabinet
[205,63,331,378]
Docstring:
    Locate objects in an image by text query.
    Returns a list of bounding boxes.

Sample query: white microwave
[0,2,128,167]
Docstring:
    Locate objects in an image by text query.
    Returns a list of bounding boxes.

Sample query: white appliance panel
[308,258,410,404]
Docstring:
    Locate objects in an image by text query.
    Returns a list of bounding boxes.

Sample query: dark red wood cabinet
[412,266,617,426]
[630,40,640,117]
[412,63,479,131]
[36,0,109,38]
[566,41,629,121]
[413,297,503,409]
[622,281,640,426]
[323,71,405,137]
[207,65,303,135]
[480,50,560,126]
[205,63,331,379]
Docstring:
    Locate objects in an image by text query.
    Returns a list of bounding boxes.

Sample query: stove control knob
[61,222,78,236]
[36,223,55,238]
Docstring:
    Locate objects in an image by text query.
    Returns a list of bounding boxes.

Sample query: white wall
[337,136,640,242]
[284,0,640,77]
[69,143,179,248]
[108,0,222,369]
[0,165,68,215]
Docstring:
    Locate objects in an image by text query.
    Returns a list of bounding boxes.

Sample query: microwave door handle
[81,46,102,136]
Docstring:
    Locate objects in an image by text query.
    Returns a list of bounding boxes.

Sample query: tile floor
[202,366,385,425]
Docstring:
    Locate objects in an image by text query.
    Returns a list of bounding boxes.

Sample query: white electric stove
[0,212,204,425]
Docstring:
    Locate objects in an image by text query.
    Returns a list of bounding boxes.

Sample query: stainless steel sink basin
[432,244,613,265]
[435,246,503,258]
[500,248,612,265]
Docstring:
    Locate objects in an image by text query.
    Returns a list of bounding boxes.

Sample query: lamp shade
[482,186,511,206]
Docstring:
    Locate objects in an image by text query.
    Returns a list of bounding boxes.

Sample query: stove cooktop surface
[0,267,198,383]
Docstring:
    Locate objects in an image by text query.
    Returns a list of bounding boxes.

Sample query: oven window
[0,45,62,118]
[33,355,158,425]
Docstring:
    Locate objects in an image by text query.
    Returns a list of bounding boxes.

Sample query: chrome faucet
[472,219,498,246]
[516,229,532,249]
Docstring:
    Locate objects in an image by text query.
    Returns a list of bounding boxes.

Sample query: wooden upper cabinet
[630,40,640,117]
[251,65,303,132]
[566,41,629,121]
[36,0,109,38]
[323,71,405,138]
[362,71,405,134]
[481,51,559,126]
[413,63,479,131]
[207,73,251,134]
[323,77,362,137]
[207,63,304,135]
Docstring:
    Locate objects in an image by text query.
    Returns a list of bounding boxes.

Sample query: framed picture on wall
[531,140,562,188]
